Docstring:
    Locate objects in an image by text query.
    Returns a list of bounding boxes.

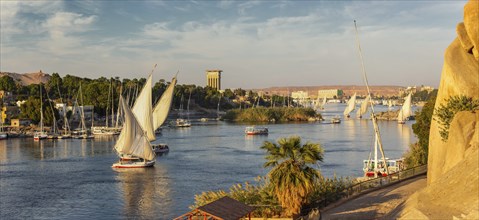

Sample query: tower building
[206,70,222,90]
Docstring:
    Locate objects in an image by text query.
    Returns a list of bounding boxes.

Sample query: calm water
[0,104,416,219]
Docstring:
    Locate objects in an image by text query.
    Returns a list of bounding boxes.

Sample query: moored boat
[245,126,268,135]
[34,132,48,140]
[152,143,169,154]
[34,85,47,141]
[172,118,191,127]
[92,126,121,136]
[331,116,341,124]
[363,158,404,177]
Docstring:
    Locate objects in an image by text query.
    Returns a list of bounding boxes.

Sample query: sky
[1,0,467,89]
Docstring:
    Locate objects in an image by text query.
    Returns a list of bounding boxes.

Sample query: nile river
[0,104,416,219]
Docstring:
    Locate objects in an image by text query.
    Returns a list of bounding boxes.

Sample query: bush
[222,107,320,122]
[434,95,479,141]
[403,95,436,167]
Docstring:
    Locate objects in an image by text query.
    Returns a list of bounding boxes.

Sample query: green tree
[45,73,62,99]
[19,96,58,125]
[404,95,436,167]
[261,136,324,216]
[0,76,16,92]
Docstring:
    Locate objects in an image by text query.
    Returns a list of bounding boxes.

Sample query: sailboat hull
[112,160,155,168]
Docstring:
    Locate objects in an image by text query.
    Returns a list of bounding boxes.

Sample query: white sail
[314,96,321,110]
[343,93,357,116]
[115,96,155,161]
[132,74,155,141]
[153,76,177,130]
[397,108,404,121]
[321,96,327,107]
[397,93,412,121]
[357,95,371,118]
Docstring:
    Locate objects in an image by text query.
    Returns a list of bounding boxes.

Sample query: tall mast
[40,84,43,133]
[106,79,111,127]
[79,83,86,132]
[353,20,389,175]
[115,85,122,128]
[111,78,115,127]
[187,89,192,121]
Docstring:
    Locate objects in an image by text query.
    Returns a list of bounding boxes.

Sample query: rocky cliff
[0,70,51,86]
[399,1,479,218]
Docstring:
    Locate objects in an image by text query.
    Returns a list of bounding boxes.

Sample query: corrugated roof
[197,196,255,220]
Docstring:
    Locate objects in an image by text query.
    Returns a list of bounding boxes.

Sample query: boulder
[427,0,479,185]
[399,111,479,219]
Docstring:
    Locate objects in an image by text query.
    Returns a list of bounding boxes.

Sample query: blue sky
[1,0,466,89]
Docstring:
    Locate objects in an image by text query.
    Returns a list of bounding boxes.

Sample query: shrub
[434,95,479,141]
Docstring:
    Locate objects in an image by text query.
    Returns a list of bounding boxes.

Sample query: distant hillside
[0,70,51,86]
[254,85,404,98]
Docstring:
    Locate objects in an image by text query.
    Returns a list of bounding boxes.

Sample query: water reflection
[0,141,7,163]
[1,115,416,219]
[114,164,172,218]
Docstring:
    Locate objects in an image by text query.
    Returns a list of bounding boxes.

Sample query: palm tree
[261,136,324,216]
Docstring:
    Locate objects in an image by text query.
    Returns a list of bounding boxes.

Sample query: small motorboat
[245,126,268,135]
[152,143,169,154]
[331,116,341,124]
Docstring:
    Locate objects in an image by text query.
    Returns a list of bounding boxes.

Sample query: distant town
[1,70,436,134]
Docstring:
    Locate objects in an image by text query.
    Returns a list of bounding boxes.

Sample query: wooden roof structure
[174,196,256,220]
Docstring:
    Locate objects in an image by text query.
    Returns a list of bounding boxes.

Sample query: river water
[0,104,416,219]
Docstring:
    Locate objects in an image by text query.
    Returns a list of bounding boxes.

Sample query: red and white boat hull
[112,160,155,168]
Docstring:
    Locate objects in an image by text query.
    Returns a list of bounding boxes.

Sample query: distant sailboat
[397,93,412,124]
[112,96,155,168]
[343,93,357,118]
[314,96,326,111]
[321,96,327,110]
[57,82,72,139]
[34,85,48,140]
[74,84,94,139]
[92,79,121,136]
[173,93,191,128]
[356,95,371,119]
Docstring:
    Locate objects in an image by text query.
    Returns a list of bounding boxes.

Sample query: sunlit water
[0,103,416,219]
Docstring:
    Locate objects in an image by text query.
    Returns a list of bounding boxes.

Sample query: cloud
[1,1,466,88]
[237,1,261,16]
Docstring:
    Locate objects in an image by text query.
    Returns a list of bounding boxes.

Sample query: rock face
[427,0,479,185]
[0,70,51,86]
[399,1,479,218]
[399,112,479,219]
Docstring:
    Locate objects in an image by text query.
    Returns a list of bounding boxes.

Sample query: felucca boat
[343,93,357,118]
[397,93,412,124]
[353,20,404,178]
[356,94,371,119]
[112,96,155,168]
